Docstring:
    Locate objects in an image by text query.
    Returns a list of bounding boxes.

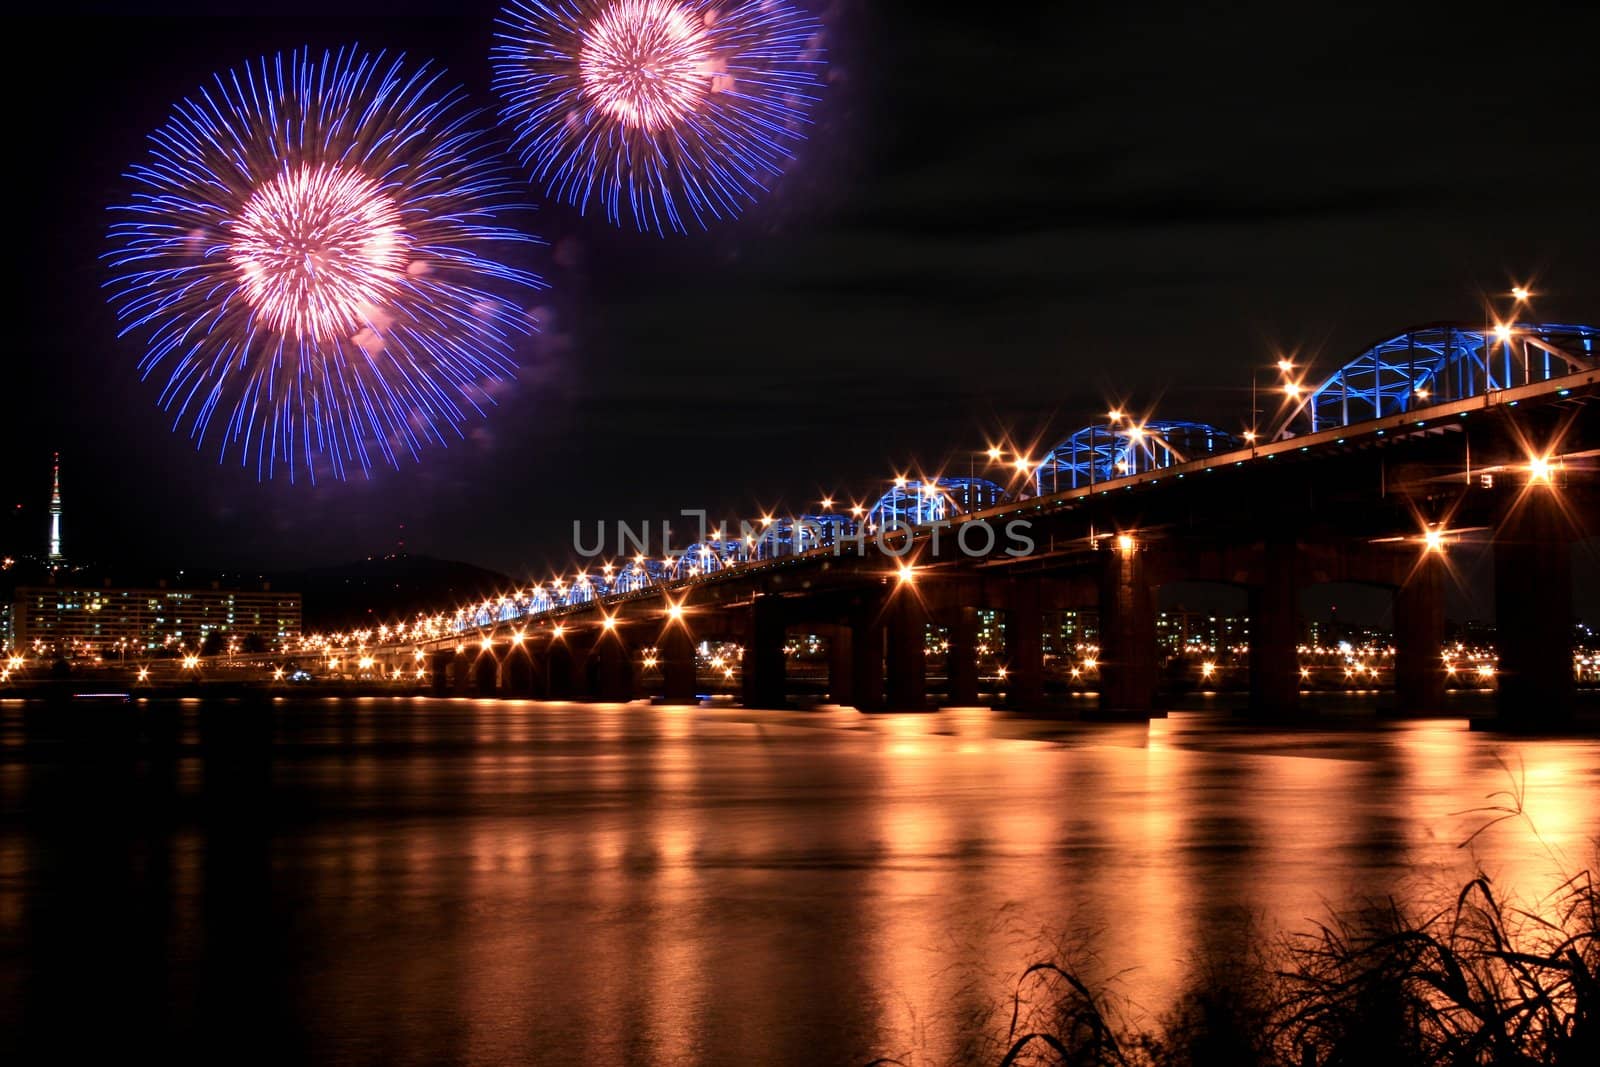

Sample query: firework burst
[491,0,825,234]
[107,46,545,481]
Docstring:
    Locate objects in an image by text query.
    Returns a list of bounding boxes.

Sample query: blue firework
[106,46,545,482]
[491,0,825,235]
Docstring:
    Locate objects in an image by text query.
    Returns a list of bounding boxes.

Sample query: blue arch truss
[1040,420,1238,491]
[1308,322,1596,432]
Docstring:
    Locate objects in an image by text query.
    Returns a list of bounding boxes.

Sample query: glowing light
[602,616,617,631]
[1082,658,1097,671]
[1107,409,1124,421]
[182,655,199,670]
[1116,533,1136,556]
[850,505,865,517]
[894,475,908,488]
[553,625,565,638]
[896,562,916,585]
[414,649,426,661]
[1493,323,1515,343]
[491,0,825,234]
[1423,528,1445,553]
[667,603,684,620]
[1276,359,1293,373]
[230,164,405,339]
[1126,425,1145,441]
[1284,382,1302,397]
[1477,663,1495,679]
[1242,431,1257,442]
[576,0,713,132]
[1511,286,1531,301]
[1013,457,1031,472]
[106,47,543,481]
[819,498,833,509]
[138,667,151,682]
[1200,661,1216,679]
[986,446,1003,461]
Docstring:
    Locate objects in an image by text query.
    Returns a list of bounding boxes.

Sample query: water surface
[3,697,1596,1064]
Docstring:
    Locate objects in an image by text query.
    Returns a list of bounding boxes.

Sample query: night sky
[6,1,1598,599]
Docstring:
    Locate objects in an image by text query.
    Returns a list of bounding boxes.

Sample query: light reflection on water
[1,698,1596,1065]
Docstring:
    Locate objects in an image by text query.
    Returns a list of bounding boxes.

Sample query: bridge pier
[945,605,980,706]
[850,606,886,712]
[472,653,499,697]
[1248,536,1301,719]
[1394,553,1446,714]
[546,639,577,700]
[1493,490,1574,730]
[451,651,472,697]
[502,645,537,698]
[594,633,635,703]
[824,624,854,706]
[1005,578,1045,711]
[884,593,928,711]
[659,626,698,705]
[742,596,788,709]
[1096,542,1158,719]
[430,651,451,697]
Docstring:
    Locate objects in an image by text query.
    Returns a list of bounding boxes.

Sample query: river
[2,696,1596,1064]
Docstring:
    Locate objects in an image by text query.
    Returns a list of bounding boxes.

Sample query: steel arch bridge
[1305,322,1597,433]
[361,316,1597,646]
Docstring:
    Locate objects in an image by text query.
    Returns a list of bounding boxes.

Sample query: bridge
[330,320,1598,730]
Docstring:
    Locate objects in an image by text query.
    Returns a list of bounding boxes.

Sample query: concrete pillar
[1394,554,1446,714]
[503,646,536,698]
[1248,537,1300,718]
[1097,543,1158,717]
[595,632,634,703]
[451,652,472,696]
[659,625,698,705]
[884,593,929,711]
[569,634,598,700]
[473,653,500,697]
[850,608,886,712]
[946,605,980,706]
[1494,489,1574,729]
[430,651,451,697]
[546,640,576,700]
[825,624,854,707]
[742,596,787,709]
[1006,578,1045,710]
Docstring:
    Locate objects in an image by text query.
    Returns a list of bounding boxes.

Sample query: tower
[48,452,62,562]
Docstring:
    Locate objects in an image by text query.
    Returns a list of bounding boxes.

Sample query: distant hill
[278,555,513,631]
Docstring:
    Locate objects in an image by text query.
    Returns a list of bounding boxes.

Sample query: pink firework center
[229,163,410,341]
[578,0,720,132]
